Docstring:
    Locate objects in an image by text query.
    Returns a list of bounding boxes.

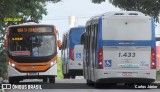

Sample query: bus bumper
[68,60,83,70]
[8,64,57,77]
[95,69,156,83]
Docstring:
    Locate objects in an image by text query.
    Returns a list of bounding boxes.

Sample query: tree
[91,0,160,22]
[92,0,105,4]
[0,0,61,79]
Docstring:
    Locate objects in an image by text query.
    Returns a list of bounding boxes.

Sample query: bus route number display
[15,27,52,33]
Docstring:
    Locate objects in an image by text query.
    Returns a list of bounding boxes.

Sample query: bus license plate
[28,73,38,76]
[122,72,132,76]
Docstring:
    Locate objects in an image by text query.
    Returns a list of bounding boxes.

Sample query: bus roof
[90,11,145,19]
[69,26,85,32]
[86,11,149,26]
[69,26,85,49]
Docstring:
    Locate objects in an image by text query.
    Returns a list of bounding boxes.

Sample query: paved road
[2,78,160,92]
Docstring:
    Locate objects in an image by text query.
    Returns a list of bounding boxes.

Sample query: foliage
[92,0,105,4]
[157,69,160,78]
[57,58,63,79]
[0,0,61,24]
[0,0,61,79]
[91,0,160,22]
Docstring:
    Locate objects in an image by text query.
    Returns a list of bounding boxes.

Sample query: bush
[157,70,160,78]
[57,58,63,79]
[0,54,7,79]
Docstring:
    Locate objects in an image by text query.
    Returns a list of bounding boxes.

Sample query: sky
[40,0,120,40]
[40,0,160,40]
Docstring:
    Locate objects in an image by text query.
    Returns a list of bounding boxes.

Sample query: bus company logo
[76,53,81,58]
[139,61,149,67]
[2,84,11,89]
[105,60,112,67]
[121,59,132,63]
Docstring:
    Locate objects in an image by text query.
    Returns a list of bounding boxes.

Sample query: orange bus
[4,23,61,84]
[156,37,160,69]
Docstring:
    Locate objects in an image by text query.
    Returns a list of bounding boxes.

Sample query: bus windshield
[9,27,56,57]
[70,27,85,46]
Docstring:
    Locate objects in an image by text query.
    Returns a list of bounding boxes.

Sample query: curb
[156,78,160,81]
[155,78,160,83]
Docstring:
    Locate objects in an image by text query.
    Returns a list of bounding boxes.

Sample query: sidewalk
[155,78,160,86]
[156,78,160,81]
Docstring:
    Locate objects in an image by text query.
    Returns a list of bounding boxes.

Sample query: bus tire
[71,76,75,79]
[9,77,15,84]
[86,80,94,86]
[63,74,67,79]
[14,78,19,83]
[64,74,70,79]
[43,78,48,83]
[94,83,102,88]
[49,76,55,83]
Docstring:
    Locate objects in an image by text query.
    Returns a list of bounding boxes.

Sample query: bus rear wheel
[9,77,19,84]
[94,82,102,88]
[71,76,75,79]
[49,76,55,83]
[43,78,48,83]
[87,80,94,86]
[9,77,14,84]
[63,74,70,79]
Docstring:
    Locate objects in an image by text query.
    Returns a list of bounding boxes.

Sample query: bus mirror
[4,40,7,47]
[57,40,62,50]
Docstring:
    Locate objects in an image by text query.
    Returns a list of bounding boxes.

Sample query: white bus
[156,37,160,69]
[83,11,157,87]
[61,26,85,78]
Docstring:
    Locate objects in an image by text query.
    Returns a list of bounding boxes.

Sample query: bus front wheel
[49,76,55,83]
[71,76,75,79]
[63,74,70,79]
[43,78,48,83]
[9,77,14,84]
[87,80,94,86]
[9,77,19,84]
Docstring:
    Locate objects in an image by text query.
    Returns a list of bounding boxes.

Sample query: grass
[56,58,63,79]
[157,69,160,79]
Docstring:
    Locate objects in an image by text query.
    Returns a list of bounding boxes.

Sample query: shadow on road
[8,82,160,89]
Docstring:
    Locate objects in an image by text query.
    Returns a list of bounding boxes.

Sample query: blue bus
[83,11,157,87]
[61,26,85,78]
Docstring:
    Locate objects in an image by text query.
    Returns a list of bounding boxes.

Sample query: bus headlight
[11,63,15,68]
[50,61,56,67]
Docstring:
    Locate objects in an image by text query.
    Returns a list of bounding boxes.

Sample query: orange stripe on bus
[8,56,57,72]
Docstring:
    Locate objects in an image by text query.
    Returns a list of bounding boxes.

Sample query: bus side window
[66,35,69,49]
[62,37,64,50]
[84,27,88,50]
[95,24,98,50]
[88,25,91,50]
[87,25,91,63]
[64,36,66,49]
[61,39,63,55]
[93,24,96,51]
[91,25,94,51]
